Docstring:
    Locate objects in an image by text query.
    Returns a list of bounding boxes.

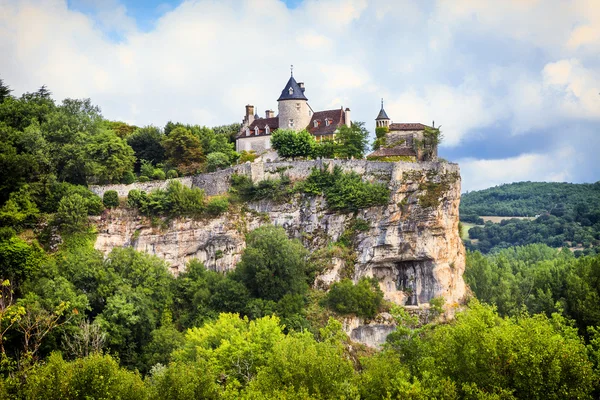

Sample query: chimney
[245,104,255,124]
[266,110,275,118]
[344,108,351,127]
[298,82,305,92]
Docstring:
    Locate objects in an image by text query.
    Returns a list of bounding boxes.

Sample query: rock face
[93,160,466,344]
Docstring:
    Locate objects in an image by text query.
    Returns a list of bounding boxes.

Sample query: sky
[0,0,599,192]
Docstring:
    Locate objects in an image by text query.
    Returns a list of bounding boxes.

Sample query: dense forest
[2,81,600,398]
[461,182,600,255]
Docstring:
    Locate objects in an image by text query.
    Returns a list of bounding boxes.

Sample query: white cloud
[459,147,577,192]
[1,0,599,190]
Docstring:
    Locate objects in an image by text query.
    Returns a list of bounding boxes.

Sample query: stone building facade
[236,72,351,155]
[367,100,437,162]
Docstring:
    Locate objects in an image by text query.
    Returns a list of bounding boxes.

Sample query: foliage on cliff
[298,166,390,211]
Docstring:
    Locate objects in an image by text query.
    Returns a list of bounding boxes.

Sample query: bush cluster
[229,173,292,203]
[128,181,205,217]
[323,277,384,318]
[298,166,390,211]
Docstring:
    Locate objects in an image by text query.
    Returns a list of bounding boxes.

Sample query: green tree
[235,225,308,301]
[247,328,356,399]
[323,277,383,318]
[127,126,165,170]
[393,301,596,399]
[146,360,219,400]
[334,121,369,159]
[22,352,147,400]
[54,193,90,233]
[271,129,315,159]
[206,151,230,172]
[0,78,12,103]
[174,313,285,385]
[85,130,136,184]
[372,125,388,150]
[312,138,336,158]
[161,127,204,174]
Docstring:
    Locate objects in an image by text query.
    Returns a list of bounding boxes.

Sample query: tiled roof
[389,123,430,131]
[277,76,308,101]
[376,107,389,120]
[367,146,417,158]
[238,117,279,138]
[307,108,346,136]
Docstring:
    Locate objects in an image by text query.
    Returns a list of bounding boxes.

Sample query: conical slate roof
[277,76,308,101]
[376,107,390,120]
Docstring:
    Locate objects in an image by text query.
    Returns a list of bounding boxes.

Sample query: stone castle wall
[89,159,459,198]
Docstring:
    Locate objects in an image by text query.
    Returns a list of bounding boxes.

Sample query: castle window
[296,103,301,111]
[254,126,259,135]
[288,87,293,95]
[288,119,294,128]
[265,125,270,134]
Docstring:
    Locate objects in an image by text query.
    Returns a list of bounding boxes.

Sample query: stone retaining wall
[89,159,460,198]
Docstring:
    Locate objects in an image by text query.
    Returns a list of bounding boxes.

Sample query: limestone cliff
[92,160,466,311]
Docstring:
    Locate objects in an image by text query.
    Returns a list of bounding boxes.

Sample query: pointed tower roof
[277,69,308,101]
[376,98,390,120]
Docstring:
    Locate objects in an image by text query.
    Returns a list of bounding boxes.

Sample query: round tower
[277,68,311,132]
[375,98,390,128]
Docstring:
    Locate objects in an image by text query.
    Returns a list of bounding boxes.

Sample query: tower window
[288,119,294,128]
[296,103,301,111]
[288,87,293,95]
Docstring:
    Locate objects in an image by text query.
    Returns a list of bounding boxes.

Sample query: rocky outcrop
[93,160,466,345]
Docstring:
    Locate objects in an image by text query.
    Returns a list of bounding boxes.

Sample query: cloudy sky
[1,0,599,191]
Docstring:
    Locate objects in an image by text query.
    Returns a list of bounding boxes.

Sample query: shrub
[312,139,336,159]
[239,150,258,163]
[140,160,155,179]
[206,152,230,172]
[206,196,229,215]
[103,190,120,208]
[152,169,166,180]
[127,189,146,208]
[138,175,150,182]
[323,278,383,319]
[298,167,390,211]
[230,173,291,202]
[54,193,91,233]
[166,169,178,179]
[122,170,136,184]
[167,181,205,217]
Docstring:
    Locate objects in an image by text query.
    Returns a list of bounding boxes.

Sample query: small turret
[375,98,390,128]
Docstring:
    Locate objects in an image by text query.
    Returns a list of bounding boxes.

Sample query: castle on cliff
[236,69,436,162]
[236,70,350,155]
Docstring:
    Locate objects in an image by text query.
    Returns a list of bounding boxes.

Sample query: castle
[236,69,436,162]
[236,70,350,156]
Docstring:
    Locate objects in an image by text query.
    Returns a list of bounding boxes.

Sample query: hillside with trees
[461,182,600,256]
[2,80,600,398]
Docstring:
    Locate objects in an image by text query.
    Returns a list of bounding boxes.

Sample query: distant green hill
[460,181,600,256]
[460,181,600,217]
